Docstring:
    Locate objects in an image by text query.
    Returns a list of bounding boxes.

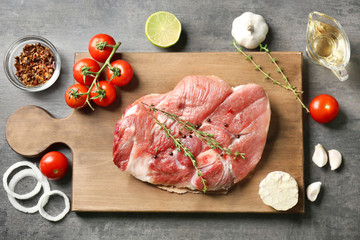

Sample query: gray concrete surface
[0,0,359,239]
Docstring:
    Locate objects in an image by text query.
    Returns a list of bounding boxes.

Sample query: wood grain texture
[6,52,304,213]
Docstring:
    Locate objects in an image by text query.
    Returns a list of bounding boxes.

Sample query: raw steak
[113,75,271,193]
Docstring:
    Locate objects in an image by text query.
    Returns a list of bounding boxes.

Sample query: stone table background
[0,0,359,239]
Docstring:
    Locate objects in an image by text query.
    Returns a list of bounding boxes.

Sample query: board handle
[6,105,70,157]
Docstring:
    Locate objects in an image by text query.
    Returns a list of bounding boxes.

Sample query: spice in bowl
[4,35,61,92]
[14,43,55,87]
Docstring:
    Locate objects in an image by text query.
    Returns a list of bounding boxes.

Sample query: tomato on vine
[309,94,339,123]
[90,81,117,107]
[65,84,89,109]
[88,34,116,62]
[73,58,100,86]
[66,34,124,110]
[106,60,133,87]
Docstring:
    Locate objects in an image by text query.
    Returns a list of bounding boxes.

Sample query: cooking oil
[307,20,349,67]
[306,12,350,81]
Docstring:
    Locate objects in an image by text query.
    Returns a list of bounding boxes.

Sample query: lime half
[145,11,182,48]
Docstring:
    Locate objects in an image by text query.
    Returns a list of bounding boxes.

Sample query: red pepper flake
[14,43,55,87]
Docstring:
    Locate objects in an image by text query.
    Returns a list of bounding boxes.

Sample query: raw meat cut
[113,75,271,193]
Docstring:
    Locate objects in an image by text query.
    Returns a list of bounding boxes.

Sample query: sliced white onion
[3,161,43,199]
[38,190,70,222]
[7,169,50,213]
[4,160,70,221]
[8,168,42,199]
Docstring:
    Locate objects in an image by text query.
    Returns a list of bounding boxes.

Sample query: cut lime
[145,11,182,48]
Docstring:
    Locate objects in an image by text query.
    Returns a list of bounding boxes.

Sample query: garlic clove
[312,144,328,167]
[306,182,322,202]
[328,149,342,170]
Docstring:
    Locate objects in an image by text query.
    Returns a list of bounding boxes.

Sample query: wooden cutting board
[6,52,304,213]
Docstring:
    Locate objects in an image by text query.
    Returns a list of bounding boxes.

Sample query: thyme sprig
[142,104,207,193]
[142,102,245,160]
[259,44,289,85]
[232,40,309,113]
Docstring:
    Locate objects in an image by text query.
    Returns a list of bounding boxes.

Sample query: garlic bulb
[306,182,322,202]
[231,12,269,49]
[328,149,342,170]
[312,144,328,167]
[258,171,299,211]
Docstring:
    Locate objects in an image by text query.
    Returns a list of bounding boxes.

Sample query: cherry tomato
[40,151,69,180]
[88,34,116,62]
[73,58,100,86]
[106,60,134,87]
[309,94,339,123]
[90,81,117,107]
[65,84,89,109]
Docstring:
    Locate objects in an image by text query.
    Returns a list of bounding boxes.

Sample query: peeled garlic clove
[328,149,342,170]
[312,144,328,167]
[306,182,322,202]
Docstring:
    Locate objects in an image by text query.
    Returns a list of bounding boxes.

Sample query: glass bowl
[3,35,61,92]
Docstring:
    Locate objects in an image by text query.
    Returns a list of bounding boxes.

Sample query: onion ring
[7,169,50,213]
[3,161,43,199]
[38,190,70,221]
[8,168,42,199]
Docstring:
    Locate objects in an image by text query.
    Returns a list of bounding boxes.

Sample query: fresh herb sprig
[259,44,289,85]
[232,40,309,113]
[142,104,207,193]
[259,43,309,112]
[142,103,246,160]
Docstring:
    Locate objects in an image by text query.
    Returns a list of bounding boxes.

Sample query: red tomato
[40,151,69,180]
[65,84,89,109]
[90,81,117,107]
[309,94,339,123]
[88,34,116,62]
[73,58,100,86]
[106,60,133,87]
